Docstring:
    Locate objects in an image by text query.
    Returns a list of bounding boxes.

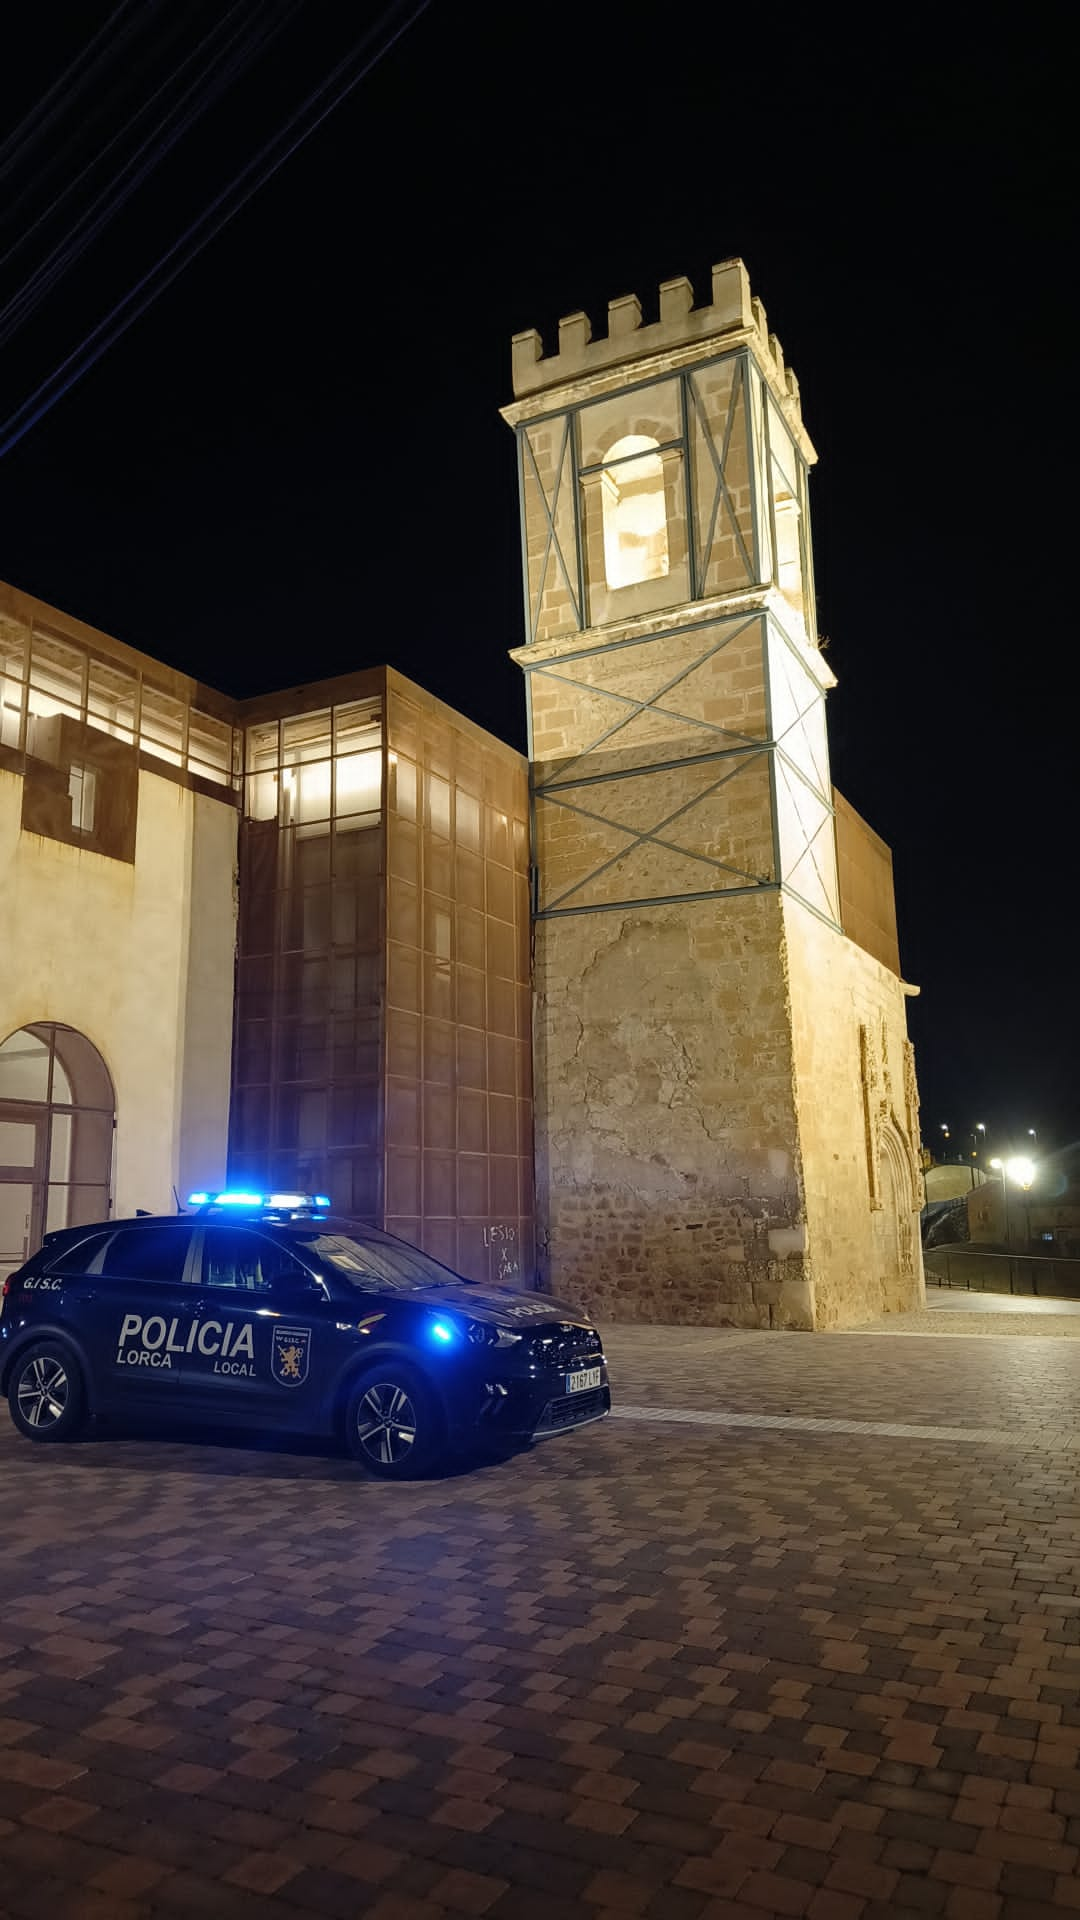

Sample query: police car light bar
[186,1190,332,1215]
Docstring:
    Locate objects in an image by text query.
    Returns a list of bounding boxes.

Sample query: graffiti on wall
[483,1222,519,1283]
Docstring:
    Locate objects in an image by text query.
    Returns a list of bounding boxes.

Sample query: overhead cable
[0,0,433,461]
[0,0,158,188]
[0,0,304,345]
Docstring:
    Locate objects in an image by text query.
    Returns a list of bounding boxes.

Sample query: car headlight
[466,1321,521,1350]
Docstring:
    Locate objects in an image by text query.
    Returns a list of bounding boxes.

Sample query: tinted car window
[49,1229,114,1275]
[302,1231,461,1290]
[99,1226,193,1284]
[202,1228,314,1293]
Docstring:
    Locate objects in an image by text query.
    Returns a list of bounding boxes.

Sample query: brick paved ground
[1,1310,1079,1919]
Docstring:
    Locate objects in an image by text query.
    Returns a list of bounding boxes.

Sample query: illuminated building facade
[1,586,532,1289]
[1,256,923,1325]
[503,260,925,1326]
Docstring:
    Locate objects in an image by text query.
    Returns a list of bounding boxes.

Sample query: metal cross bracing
[528,612,773,918]
[536,747,774,916]
[519,414,581,642]
[765,614,840,926]
[685,355,757,593]
[534,612,764,790]
[527,607,841,927]
[517,346,787,646]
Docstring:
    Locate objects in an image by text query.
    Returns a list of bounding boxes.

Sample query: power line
[0,0,158,187]
[1,2,256,274]
[0,0,304,344]
[0,0,433,461]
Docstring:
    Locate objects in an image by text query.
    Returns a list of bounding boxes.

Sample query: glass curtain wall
[384,683,534,1287]
[0,604,236,788]
[230,696,385,1216]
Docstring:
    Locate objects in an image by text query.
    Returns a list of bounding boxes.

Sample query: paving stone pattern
[1,1324,1079,1919]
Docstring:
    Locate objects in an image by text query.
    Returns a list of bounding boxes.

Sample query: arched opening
[874,1125,917,1314]
[0,1024,115,1278]
[600,434,670,589]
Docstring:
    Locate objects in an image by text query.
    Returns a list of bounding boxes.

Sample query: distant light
[989,1157,1003,1169]
[1005,1156,1036,1190]
[430,1320,454,1343]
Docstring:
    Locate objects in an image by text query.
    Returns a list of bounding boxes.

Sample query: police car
[0,1194,609,1476]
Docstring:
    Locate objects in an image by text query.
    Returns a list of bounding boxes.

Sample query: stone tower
[502,260,924,1329]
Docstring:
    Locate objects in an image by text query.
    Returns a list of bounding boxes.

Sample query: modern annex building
[1,258,924,1326]
[0,613,534,1293]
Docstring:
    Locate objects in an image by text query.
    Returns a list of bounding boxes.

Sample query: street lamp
[1028,1128,1037,1144]
[1006,1156,1036,1256]
[1005,1156,1035,1191]
[989,1157,1009,1246]
[989,1156,1037,1251]
[940,1123,950,1161]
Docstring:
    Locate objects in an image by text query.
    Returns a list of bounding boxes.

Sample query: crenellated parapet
[509,257,811,457]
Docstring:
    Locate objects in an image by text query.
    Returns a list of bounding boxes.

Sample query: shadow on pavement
[2,1411,528,1484]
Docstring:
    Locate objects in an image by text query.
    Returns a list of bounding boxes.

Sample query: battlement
[509,258,808,447]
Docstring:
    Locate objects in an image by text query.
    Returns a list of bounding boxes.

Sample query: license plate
[566,1366,601,1393]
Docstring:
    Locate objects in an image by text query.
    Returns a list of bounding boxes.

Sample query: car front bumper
[464,1366,611,1443]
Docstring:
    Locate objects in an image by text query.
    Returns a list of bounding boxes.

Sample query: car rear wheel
[8,1342,85,1443]
[344,1363,443,1478]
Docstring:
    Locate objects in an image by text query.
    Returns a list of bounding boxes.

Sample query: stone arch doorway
[0,1024,115,1279]
[874,1123,917,1313]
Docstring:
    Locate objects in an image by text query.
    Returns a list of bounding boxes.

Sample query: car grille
[534,1387,609,1435]
[526,1324,603,1370]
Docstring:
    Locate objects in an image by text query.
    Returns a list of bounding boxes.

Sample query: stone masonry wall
[783,895,925,1327]
[534,890,814,1327]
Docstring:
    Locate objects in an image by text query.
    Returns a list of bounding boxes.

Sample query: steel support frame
[515,345,776,650]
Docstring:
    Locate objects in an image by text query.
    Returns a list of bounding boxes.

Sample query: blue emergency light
[186,1189,332,1216]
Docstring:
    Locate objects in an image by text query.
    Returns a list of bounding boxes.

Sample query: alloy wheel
[355,1381,417,1466]
[17,1355,70,1430]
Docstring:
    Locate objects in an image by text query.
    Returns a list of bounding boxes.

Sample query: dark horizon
[1,3,1074,1150]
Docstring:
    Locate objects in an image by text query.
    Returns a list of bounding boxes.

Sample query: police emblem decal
[271,1326,311,1386]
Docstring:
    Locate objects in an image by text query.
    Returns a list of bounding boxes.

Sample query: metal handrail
[924,1244,1080,1300]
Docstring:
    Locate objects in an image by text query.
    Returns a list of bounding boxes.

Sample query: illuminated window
[243,700,383,833]
[1,612,27,750]
[767,399,806,631]
[68,763,96,834]
[600,435,670,590]
[771,472,803,621]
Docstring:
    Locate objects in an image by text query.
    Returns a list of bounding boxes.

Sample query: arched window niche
[600,434,670,590]
[0,1023,115,1277]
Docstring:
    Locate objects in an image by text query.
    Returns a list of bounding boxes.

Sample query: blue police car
[0,1193,610,1476]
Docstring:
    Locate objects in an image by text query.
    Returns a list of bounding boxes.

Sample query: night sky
[1,4,1074,1155]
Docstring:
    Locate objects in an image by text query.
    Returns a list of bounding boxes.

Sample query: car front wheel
[8,1342,85,1443]
[344,1363,443,1478]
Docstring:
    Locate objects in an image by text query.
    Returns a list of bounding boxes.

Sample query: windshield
[295,1226,469,1291]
